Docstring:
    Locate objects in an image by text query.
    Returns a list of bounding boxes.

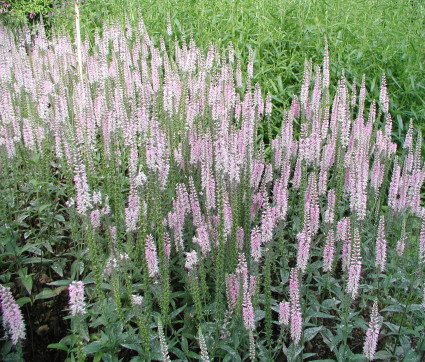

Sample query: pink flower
[242,289,255,331]
[226,273,239,311]
[419,217,425,264]
[379,74,389,114]
[363,301,380,361]
[289,268,302,344]
[90,209,100,229]
[185,250,198,271]
[346,228,362,300]
[376,216,387,272]
[68,281,86,316]
[145,235,159,278]
[236,227,244,250]
[158,318,171,362]
[251,226,262,262]
[279,301,290,327]
[0,285,26,345]
[323,230,335,272]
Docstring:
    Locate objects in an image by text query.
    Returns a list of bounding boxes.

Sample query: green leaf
[35,289,56,300]
[84,341,103,355]
[121,344,143,353]
[54,214,66,223]
[217,344,241,361]
[39,204,51,212]
[47,279,70,287]
[23,257,53,264]
[48,342,69,352]
[51,263,64,277]
[18,270,33,295]
[407,304,423,312]
[304,326,322,342]
[16,297,32,307]
[381,304,403,313]
[71,260,84,278]
[374,350,393,360]
[34,286,67,300]
[170,304,187,319]
[169,347,188,361]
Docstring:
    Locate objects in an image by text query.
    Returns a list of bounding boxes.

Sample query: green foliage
[0,0,52,27]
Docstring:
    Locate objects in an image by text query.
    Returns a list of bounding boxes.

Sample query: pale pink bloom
[420,217,425,264]
[90,209,100,229]
[74,162,92,215]
[403,119,414,149]
[131,295,144,306]
[290,95,300,119]
[0,285,26,345]
[68,281,86,316]
[185,250,198,271]
[379,74,389,114]
[265,93,272,117]
[193,224,210,256]
[323,230,335,273]
[145,235,159,278]
[251,226,262,262]
[363,302,380,361]
[125,191,140,232]
[226,273,239,311]
[228,41,234,64]
[279,301,290,327]
[396,221,406,257]
[261,203,275,244]
[242,289,255,331]
[324,189,336,224]
[92,191,102,205]
[347,228,362,300]
[289,268,302,344]
[322,39,330,89]
[296,230,311,274]
[158,318,171,362]
[198,327,210,362]
[166,14,172,36]
[376,216,387,272]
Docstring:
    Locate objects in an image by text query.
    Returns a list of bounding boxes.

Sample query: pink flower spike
[0,284,26,345]
[279,301,290,327]
[363,301,380,361]
[242,289,255,331]
[68,281,86,316]
[375,216,387,272]
[289,268,302,344]
[185,250,198,271]
[145,234,159,278]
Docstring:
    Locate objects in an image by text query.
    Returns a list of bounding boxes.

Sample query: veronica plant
[0,17,425,361]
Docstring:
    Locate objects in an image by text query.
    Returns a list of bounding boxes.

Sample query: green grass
[51,0,425,138]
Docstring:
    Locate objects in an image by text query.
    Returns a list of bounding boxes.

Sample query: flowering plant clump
[0,15,425,361]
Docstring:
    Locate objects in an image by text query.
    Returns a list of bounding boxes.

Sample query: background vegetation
[2,0,424,141]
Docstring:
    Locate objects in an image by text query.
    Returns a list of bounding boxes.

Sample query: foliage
[0,0,53,28]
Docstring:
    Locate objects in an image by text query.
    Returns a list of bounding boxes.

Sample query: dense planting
[0,15,425,362]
